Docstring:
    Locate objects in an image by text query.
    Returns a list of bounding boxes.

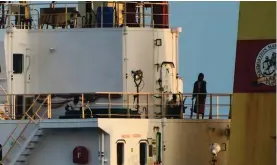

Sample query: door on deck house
[12,53,25,94]
[11,53,25,119]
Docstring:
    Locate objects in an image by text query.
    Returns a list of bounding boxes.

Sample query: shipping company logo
[255,43,276,86]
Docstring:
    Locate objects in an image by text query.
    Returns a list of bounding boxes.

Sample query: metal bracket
[221,143,227,151]
[224,125,231,140]
[154,39,162,46]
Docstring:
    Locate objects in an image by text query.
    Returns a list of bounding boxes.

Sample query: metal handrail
[0,96,48,164]
[0,93,230,162]
[0,92,232,96]
[1,1,170,6]
[0,85,11,120]
[1,1,171,29]
[0,85,7,94]
[0,92,232,121]
[0,95,41,148]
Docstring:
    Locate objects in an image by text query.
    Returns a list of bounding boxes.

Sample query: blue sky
[170,1,239,93]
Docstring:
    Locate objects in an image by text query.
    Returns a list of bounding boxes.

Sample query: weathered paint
[234,39,276,93]
[228,93,276,165]
[229,2,276,165]
[237,2,276,40]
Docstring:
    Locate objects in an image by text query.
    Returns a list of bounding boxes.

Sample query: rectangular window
[139,142,147,165]
[117,142,124,165]
[13,54,23,74]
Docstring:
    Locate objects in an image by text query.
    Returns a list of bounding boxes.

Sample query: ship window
[117,142,124,165]
[139,142,147,165]
[13,54,23,74]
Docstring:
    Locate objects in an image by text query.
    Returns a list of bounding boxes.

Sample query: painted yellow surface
[107,2,124,25]
[165,120,230,165]
[94,2,124,25]
[228,93,276,165]
[237,2,276,40]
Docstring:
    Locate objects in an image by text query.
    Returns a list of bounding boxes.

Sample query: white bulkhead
[4,27,182,95]
[3,27,183,117]
[0,31,7,106]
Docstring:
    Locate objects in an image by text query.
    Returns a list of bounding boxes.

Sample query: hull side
[229,2,276,165]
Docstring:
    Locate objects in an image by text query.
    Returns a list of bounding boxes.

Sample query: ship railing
[0,85,11,120]
[0,92,232,120]
[0,1,170,30]
[0,95,47,164]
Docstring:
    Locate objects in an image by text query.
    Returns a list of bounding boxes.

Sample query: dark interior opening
[13,54,23,74]
[140,142,147,165]
[117,142,124,165]
[15,95,23,119]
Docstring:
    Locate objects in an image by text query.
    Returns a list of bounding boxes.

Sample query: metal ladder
[0,85,11,120]
[0,95,48,165]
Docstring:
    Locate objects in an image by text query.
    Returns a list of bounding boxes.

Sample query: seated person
[0,109,5,120]
[167,94,183,119]
[168,94,178,108]
[65,96,82,116]
[0,103,10,120]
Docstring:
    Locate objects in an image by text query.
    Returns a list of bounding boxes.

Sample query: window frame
[116,139,126,165]
[13,53,24,74]
[139,140,148,165]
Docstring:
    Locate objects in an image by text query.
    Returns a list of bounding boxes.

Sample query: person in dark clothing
[192,73,207,119]
[168,94,178,108]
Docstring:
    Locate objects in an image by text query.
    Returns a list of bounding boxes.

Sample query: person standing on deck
[192,73,207,119]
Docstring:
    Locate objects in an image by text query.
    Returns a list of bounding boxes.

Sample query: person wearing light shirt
[65,96,82,115]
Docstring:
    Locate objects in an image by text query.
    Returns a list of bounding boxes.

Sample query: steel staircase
[0,95,48,165]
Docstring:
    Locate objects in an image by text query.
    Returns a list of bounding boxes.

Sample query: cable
[139,79,145,92]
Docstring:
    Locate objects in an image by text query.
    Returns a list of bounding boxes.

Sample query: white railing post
[82,94,85,119]
[216,96,219,119]
[12,95,16,119]
[208,94,212,119]
[65,4,68,28]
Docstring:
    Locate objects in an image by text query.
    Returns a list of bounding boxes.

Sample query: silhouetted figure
[65,96,82,116]
[166,94,182,119]
[192,73,207,119]
[168,94,177,108]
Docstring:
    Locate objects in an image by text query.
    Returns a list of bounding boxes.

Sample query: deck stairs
[0,96,48,165]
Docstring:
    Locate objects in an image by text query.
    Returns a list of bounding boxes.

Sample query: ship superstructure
[0,1,233,165]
